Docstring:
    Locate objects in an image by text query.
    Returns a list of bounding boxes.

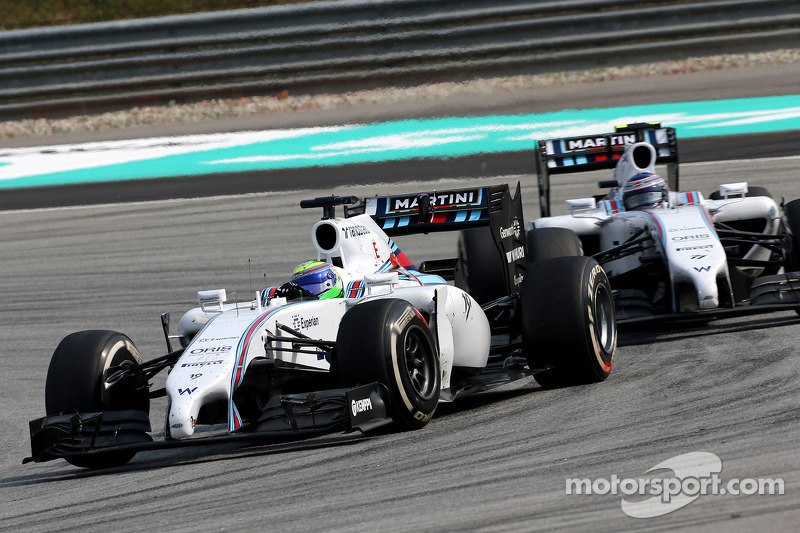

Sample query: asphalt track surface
[1,65,799,531]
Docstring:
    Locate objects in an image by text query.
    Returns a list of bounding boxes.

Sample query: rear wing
[352,184,527,296]
[536,123,679,217]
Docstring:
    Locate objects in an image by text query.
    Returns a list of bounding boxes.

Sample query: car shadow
[619,313,800,346]
[10,380,554,482]
[8,432,372,484]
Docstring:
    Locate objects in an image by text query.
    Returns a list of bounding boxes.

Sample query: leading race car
[526,123,800,324]
[26,183,616,469]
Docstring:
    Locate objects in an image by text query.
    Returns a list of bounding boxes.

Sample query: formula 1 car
[26,184,616,468]
[524,123,800,324]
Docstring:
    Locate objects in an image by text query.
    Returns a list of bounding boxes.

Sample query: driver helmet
[621,172,668,210]
[291,260,343,299]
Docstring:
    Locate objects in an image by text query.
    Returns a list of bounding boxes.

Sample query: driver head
[291,260,343,299]
[622,172,668,210]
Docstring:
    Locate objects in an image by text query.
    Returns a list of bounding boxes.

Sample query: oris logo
[351,397,373,416]
[672,234,710,241]
[189,346,232,355]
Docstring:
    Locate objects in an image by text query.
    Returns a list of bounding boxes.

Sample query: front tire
[520,256,616,388]
[336,299,440,429]
[45,330,149,468]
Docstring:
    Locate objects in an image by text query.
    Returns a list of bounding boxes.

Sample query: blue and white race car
[528,123,800,324]
[27,184,616,468]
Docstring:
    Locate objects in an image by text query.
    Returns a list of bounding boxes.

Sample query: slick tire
[455,227,507,304]
[526,227,582,263]
[45,330,149,468]
[784,199,800,269]
[337,299,440,429]
[521,256,616,388]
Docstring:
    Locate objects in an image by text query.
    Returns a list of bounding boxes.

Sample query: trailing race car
[26,184,616,469]
[523,123,800,324]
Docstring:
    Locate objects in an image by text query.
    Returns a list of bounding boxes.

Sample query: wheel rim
[403,325,437,401]
[594,283,616,356]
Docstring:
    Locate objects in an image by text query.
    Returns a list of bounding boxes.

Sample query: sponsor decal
[513,273,524,286]
[351,397,373,416]
[565,133,636,151]
[388,189,480,213]
[412,410,434,423]
[671,234,710,241]
[462,293,472,320]
[189,345,232,355]
[506,245,525,263]
[694,266,712,272]
[292,314,320,331]
[668,226,704,232]
[499,219,522,240]
[690,255,707,260]
[675,244,714,251]
[396,307,416,330]
[190,373,203,380]
[178,387,198,395]
[343,224,370,239]
[197,336,238,342]
[181,360,224,368]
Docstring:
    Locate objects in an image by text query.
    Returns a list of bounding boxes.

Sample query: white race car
[527,123,800,324]
[27,184,616,468]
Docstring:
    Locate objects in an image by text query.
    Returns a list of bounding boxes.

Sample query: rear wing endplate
[536,123,679,217]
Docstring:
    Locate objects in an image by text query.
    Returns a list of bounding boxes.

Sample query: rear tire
[336,299,440,429]
[526,227,582,263]
[45,330,149,468]
[520,256,616,388]
[455,227,506,304]
[784,198,800,271]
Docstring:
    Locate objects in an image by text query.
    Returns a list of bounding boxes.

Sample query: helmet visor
[292,268,341,298]
[624,190,664,210]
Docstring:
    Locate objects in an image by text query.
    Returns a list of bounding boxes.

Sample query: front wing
[615,273,800,326]
[25,383,391,464]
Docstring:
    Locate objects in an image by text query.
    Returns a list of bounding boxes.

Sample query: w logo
[178,387,198,395]
[694,266,711,272]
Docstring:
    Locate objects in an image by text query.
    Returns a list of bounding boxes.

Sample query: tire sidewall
[46,330,148,415]
[337,299,440,429]
[783,198,800,270]
[386,307,440,425]
[521,256,616,386]
[583,260,616,379]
